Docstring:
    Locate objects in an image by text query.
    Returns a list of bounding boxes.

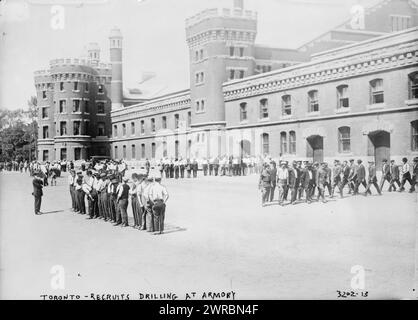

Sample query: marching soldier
[347,159,357,195]
[412,157,418,192]
[331,160,342,198]
[299,161,311,203]
[269,161,277,202]
[277,161,289,206]
[339,160,351,197]
[389,160,401,192]
[365,160,382,196]
[259,163,272,207]
[32,173,44,215]
[379,159,391,192]
[202,158,209,176]
[316,163,328,203]
[399,157,413,192]
[289,161,300,205]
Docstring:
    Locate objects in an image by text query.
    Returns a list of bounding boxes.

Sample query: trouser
[400,172,413,191]
[214,165,219,176]
[180,167,185,178]
[193,169,197,178]
[365,179,381,195]
[139,206,146,230]
[170,168,174,178]
[131,195,140,227]
[203,165,208,176]
[209,164,213,175]
[70,186,76,210]
[152,200,166,233]
[290,186,298,203]
[284,183,290,200]
[261,186,271,205]
[323,181,332,196]
[380,175,391,191]
[331,178,342,197]
[389,178,401,191]
[354,179,368,194]
[298,185,310,202]
[277,181,287,204]
[92,190,99,218]
[111,196,118,222]
[317,183,326,201]
[165,169,170,179]
[146,202,154,232]
[101,192,108,220]
[34,195,42,214]
[221,166,226,176]
[76,190,86,214]
[187,170,191,178]
[87,194,94,218]
[175,168,179,179]
[270,182,276,202]
[233,164,239,176]
[118,198,129,226]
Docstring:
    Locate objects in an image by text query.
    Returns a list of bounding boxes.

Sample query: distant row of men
[258,157,418,206]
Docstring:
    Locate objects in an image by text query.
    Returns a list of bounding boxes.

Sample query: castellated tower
[109,27,124,110]
[87,42,101,66]
[185,0,257,157]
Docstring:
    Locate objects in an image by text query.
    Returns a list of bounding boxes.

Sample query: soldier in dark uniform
[365,160,382,196]
[192,158,198,178]
[186,159,192,178]
[75,172,86,214]
[347,159,357,195]
[339,160,351,197]
[269,161,277,202]
[299,161,311,203]
[117,177,130,227]
[214,156,220,176]
[412,157,418,192]
[379,159,391,192]
[330,160,342,198]
[354,159,368,195]
[389,160,401,192]
[289,161,300,205]
[259,163,272,207]
[32,173,44,215]
[309,162,319,200]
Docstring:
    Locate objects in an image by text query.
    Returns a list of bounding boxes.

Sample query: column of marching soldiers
[258,157,418,207]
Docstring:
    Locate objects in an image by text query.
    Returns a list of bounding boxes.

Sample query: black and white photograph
[0,0,417,306]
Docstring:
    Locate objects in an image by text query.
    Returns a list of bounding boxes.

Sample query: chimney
[233,0,244,10]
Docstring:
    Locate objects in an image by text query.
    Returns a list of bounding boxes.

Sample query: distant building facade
[36,0,418,165]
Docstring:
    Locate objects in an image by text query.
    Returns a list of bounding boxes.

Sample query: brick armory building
[36,0,418,165]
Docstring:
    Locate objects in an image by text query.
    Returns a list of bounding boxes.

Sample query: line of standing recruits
[259,157,418,207]
[67,170,169,234]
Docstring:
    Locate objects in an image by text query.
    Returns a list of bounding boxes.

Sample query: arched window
[308,90,319,112]
[289,131,296,154]
[338,127,351,153]
[282,95,291,116]
[132,145,136,159]
[337,85,349,108]
[175,140,179,158]
[280,132,287,154]
[259,98,269,119]
[122,123,126,136]
[141,144,146,158]
[240,102,247,121]
[122,145,127,159]
[162,141,167,157]
[411,120,418,151]
[261,133,269,155]
[370,79,384,104]
[408,72,418,99]
[151,143,156,158]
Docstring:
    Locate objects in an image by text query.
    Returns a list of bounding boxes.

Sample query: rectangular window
[60,148,67,160]
[141,144,146,158]
[260,99,269,119]
[98,122,105,136]
[42,91,47,99]
[42,126,49,139]
[98,84,104,94]
[370,79,384,104]
[262,134,269,155]
[409,73,418,99]
[308,90,319,112]
[289,131,296,154]
[338,127,351,153]
[337,85,349,108]
[229,46,235,56]
[201,100,205,111]
[412,121,418,151]
[113,125,117,137]
[240,102,247,122]
[60,122,67,136]
[122,145,127,159]
[239,70,245,79]
[42,107,48,119]
[74,148,81,160]
[151,118,155,133]
[122,123,126,136]
[59,100,66,113]
[73,82,79,91]
[85,82,89,92]
[140,120,145,134]
[280,132,287,154]
[162,116,167,129]
[73,121,81,135]
[84,100,89,113]
[187,111,191,127]
[230,69,235,80]
[282,95,292,116]
[131,122,135,135]
[97,102,105,114]
[196,101,200,112]
[84,121,89,135]
[390,15,410,32]
[239,47,244,57]
[114,146,118,159]
[174,114,179,129]
[151,143,156,158]
[60,82,64,91]
[175,141,179,158]
[132,145,136,159]
[163,141,167,157]
[73,100,80,112]
[43,150,49,161]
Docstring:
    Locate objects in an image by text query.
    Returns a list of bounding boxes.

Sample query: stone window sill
[366,103,386,110]
[335,107,351,114]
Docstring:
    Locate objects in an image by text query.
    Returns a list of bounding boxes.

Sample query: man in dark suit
[389,160,401,192]
[32,173,44,215]
[365,160,382,196]
[354,159,367,195]
[309,162,318,199]
[379,159,391,192]
[331,160,342,198]
[289,161,300,205]
[299,161,312,203]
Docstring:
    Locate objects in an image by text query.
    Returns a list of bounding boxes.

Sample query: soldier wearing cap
[116,177,130,227]
[149,176,169,234]
[389,160,401,192]
[365,160,382,196]
[298,161,311,203]
[354,159,367,195]
[331,160,342,198]
[339,160,351,197]
[315,163,328,203]
[379,159,391,192]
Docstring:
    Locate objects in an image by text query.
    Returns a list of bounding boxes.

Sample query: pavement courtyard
[0,171,417,300]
